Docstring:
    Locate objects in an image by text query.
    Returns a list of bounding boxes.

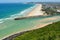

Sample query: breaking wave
[0,5,37,23]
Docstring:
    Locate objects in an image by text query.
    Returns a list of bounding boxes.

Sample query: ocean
[0,3,36,39]
[0,3,60,40]
[0,3,34,18]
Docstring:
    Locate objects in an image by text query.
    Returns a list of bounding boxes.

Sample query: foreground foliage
[13,21,60,40]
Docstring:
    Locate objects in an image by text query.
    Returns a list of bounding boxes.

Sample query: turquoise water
[0,3,34,18]
[0,3,35,39]
[0,3,35,24]
[0,15,60,39]
[0,3,60,39]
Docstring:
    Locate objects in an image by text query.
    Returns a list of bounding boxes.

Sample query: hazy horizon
[0,0,60,3]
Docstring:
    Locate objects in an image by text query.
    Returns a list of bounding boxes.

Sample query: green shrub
[13,21,60,40]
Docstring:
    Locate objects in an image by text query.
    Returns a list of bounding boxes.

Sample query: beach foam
[0,19,4,23]
[0,5,36,24]
[10,4,37,17]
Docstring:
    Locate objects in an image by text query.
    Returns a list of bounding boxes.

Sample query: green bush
[13,21,60,40]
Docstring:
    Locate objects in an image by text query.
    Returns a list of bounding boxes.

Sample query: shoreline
[0,4,44,40]
[2,22,53,40]
[2,15,60,40]
[1,4,60,40]
[14,4,45,20]
[26,4,45,17]
[0,4,36,24]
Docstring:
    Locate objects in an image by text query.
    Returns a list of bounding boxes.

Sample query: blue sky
[0,0,60,3]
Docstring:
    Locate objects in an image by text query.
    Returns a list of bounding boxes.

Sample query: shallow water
[0,15,60,39]
[0,3,60,39]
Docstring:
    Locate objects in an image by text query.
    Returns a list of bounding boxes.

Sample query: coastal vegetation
[42,4,60,15]
[13,21,60,40]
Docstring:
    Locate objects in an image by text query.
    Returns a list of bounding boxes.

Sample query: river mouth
[1,15,60,40]
[0,3,60,40]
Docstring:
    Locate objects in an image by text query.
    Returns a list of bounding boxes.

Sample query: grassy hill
[13,21,60,40]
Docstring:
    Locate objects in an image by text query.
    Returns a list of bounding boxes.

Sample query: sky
[0,0,60,3]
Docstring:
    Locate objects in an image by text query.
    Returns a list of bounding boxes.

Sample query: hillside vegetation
[13,21,60,40]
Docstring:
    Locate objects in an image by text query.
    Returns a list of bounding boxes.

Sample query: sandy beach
[1,4,60,40]
[2,15,60,40]
[34,16,60,29]
[27,4,45,17]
